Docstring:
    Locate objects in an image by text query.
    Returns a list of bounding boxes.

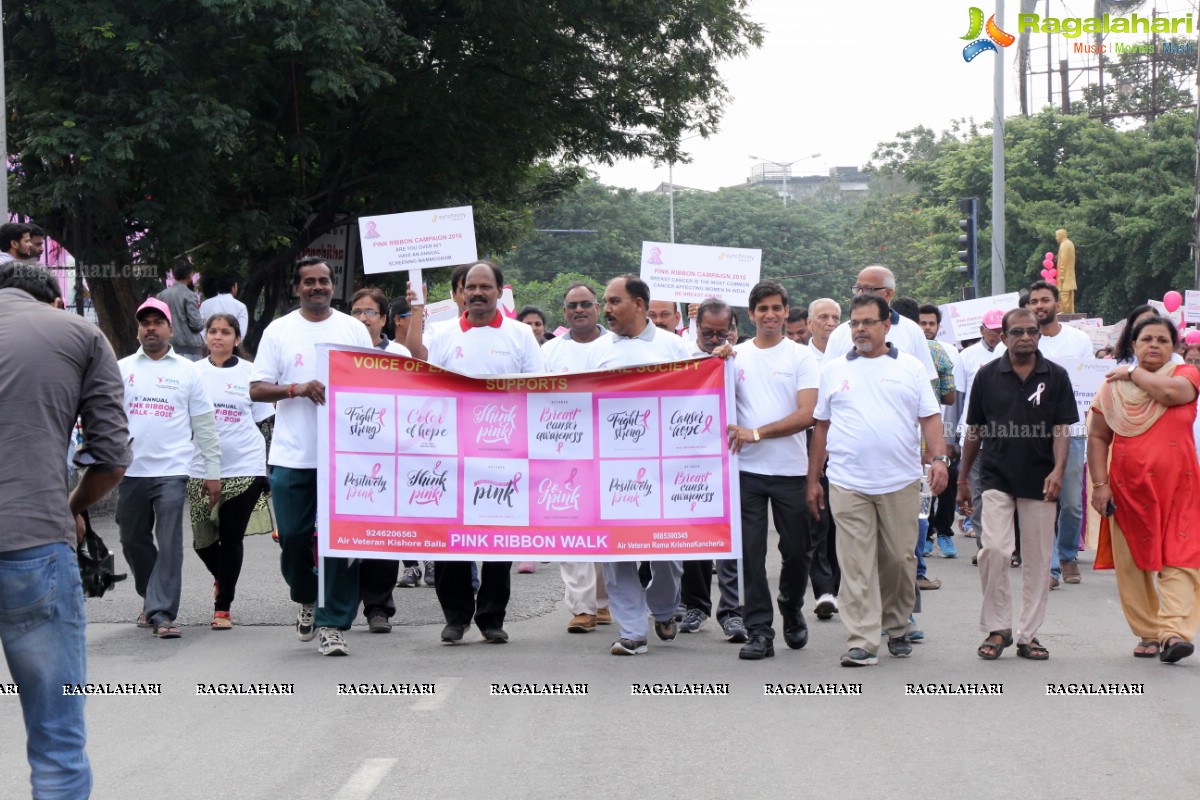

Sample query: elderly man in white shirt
[585,274,692,655]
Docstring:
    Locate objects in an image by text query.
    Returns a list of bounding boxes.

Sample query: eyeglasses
[699,328,731,340]
[565,300,596,310]
[852,285,887,295]
[848,318,883,329]
[351,309,381,318]
[1006,327,1039,338]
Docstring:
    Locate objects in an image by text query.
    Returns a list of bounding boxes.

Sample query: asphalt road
[2,515,1197,800]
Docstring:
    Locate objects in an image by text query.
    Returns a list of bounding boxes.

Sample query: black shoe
[738,634,775,660]
[440,623,466,644]
[887,634,913,658]
[481,627,509,644]
[782,610,809,650]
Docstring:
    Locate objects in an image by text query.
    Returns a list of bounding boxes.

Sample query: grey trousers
[116,476,189,626]
[602,561,683,642]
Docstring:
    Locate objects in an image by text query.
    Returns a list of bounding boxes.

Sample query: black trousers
[435,561,511,629]
[359,559,400,618]
[808,471,841,598]
[740,471,811,639]
[928,456,960,539]
[194,476,267,612]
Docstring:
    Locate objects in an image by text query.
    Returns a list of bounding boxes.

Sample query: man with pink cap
[116,297,222,639]
[957,308,1008,559]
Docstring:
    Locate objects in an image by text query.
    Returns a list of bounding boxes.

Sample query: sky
[590,0,1199,192]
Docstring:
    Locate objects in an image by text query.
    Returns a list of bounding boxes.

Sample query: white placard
[639,241,761,306]
[408,269,425,306]
[301,225,354,303]
[942,292,1020,341]
[1186,290,1200,324]
[1147,299,1184,327]
[422,297,459,325]
[1054,358,1112,425]
[358,206,478,274]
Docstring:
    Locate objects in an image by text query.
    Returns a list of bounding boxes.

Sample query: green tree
[6,0,762,353]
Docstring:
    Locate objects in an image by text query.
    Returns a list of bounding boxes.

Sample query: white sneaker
[296,603,316,641]
[318,627,349,656]
[814,594,838,620]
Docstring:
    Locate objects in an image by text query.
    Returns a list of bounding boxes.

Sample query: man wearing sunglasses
[824,266,938,387]
[957,308,1076,661]
[541,282,612,633]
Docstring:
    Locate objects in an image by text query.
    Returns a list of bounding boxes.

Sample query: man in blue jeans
[0,264,130,799]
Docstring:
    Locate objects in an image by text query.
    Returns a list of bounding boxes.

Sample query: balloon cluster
[1039,252,1057,284]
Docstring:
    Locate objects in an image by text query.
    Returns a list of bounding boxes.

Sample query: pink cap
[981,309,1004,330]
[135,297,172,326]
[1185,329,1200,346]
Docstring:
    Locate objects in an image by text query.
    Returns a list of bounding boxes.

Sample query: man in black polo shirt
[957,308,1077,661]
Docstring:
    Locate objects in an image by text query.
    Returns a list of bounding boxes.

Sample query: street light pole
[748,153,821,206]
[1,0,9,219]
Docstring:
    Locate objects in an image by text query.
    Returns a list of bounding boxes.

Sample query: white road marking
[332,758,397,800]
[414,676,459,711]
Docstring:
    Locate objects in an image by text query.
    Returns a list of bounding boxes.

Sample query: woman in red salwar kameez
[1088,316,1200,664]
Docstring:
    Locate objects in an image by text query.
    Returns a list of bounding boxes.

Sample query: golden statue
[1056,228,1076,314]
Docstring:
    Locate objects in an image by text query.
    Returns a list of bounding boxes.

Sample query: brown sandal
[211,611,232,630]
[977,630,1013,660]
[153,621,181,639]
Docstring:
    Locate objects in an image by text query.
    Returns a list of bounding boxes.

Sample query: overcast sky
[590,0,1198,191]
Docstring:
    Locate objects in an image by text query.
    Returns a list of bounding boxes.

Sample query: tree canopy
[5,0,762,352]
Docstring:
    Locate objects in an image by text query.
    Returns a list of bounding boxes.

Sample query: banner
[358,206,478,274]
[639,241,761,306]
[1186,290,1200,324]
[316,347,741,562]
[940,292,1020,341]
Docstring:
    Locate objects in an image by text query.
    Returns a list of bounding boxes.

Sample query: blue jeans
[0,543,92,799]
[1050,437,1086,579]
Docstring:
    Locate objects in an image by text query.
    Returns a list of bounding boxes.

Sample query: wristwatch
[1127,364,1137,376]
[931,455,951,467]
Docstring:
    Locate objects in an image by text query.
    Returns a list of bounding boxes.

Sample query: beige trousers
[559,562,608,615]
[979,489,1057,645]
[829,481,918,654]
[1110,516,1200,643]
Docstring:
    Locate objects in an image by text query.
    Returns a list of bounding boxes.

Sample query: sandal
[1160,637,1195,664]
[977,629,1014,660]
[1133,640,1160,658]
[153,621,182,639]
[211,611,232,631]
[1016,637,1049,660]
[136,612,152,629]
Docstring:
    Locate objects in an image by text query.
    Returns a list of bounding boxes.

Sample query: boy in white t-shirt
[251,258,373,656]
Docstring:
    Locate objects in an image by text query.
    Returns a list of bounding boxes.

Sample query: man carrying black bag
[0,262,130,799]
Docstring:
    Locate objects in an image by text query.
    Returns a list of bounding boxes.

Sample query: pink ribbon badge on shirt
[294,353,304,367]
[737,369,746,382]
[454,347,464,359]
[840,379,851,392]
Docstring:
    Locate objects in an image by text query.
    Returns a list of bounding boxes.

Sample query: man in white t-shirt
[250,257,373,656]
[424,261,545,644]
[824,266,938,385]
[198,273,250,338]
[586,274,692,655]
[404,263,470,362]
[804,297,842,620]
[541,282,614,634]
[677,299,745,642]
[723,282,820,660]
[807,294,949,667]
[1028,280,1093,586]
[117,298,222,639]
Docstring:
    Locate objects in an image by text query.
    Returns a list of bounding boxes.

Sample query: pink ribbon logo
[127,374,135,386]
[556,441,564,453]
[737,369,746,382]
[701,415,714,434]
[294,353,304,367]
[636,467,646,482]
[511,471,522,493]
[370,463,381,479]
[840,379,850,392]
[365,221,380,238]
[454,346,464,359]
[565,467,578,489]
[378,408,387,425]
[641,410,651,427]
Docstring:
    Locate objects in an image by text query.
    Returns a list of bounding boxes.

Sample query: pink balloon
[1042,258,1054,269]
[1164,290,1183,313]
[1040,269,1051,279]
[1185,329,1200,346]
[1048,268,1057,278]
[1044,252,1054,259]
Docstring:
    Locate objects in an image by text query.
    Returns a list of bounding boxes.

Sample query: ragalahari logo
[962,7,1015,62]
